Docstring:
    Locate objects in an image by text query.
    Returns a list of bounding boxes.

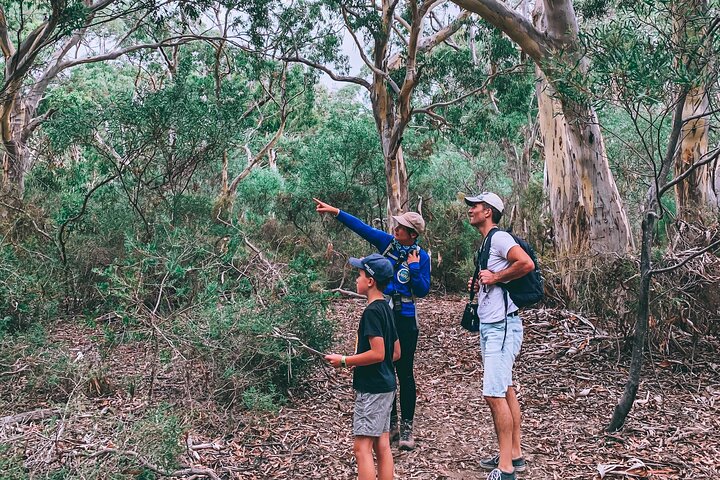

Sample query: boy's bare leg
[506,386,523,459]
[353,436,376,480]
[373,432,394,480]
[485,396,514,473]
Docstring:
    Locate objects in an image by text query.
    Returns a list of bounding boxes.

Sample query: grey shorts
[480,314,523,397]
[353,391,394,437]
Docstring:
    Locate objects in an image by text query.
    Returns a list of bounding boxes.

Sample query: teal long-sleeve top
[336,210,431,317]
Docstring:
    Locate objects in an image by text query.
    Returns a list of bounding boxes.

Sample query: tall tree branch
[0,6,16,58]
[388,9,471,70]
[342,6,401,94]
[450,0,550,63]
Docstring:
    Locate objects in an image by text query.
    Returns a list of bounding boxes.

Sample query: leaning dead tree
[608,93,720,432]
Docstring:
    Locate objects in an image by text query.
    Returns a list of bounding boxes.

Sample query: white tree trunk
[384,145,409,217]
[536,67,633,257]
[674,87,714,221]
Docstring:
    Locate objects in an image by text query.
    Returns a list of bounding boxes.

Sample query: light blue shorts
[480,314,523,397]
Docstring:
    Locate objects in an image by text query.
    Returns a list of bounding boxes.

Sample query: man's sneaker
[398,419,415,450]
[480,454,526,472]
[487,468,516,480]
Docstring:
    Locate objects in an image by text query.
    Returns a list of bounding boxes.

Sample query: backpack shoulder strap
[468,248,482,302]
[479,227,500,270]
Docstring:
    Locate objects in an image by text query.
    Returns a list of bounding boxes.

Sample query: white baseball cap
[464,192,504,213]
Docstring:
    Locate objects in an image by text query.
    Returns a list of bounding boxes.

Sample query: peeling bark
[672,0,715,221]
[674,87,713,221]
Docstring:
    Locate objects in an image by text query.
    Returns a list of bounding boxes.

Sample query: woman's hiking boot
[398,419,415,450]
[480,454,526,472]
[389,416,399,444]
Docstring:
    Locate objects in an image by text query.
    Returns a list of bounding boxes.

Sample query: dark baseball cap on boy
[348,253,394,285]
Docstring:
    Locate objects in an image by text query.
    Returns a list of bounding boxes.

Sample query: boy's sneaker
[480,454,526,472]
[487,468,516,480]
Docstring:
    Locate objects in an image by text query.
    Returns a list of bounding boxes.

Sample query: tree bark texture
[536,68,632,258]
[0,2,62,202]
[368,0,467,218]
[673,88,714,221]
[369,5,410,217]
[455,0,634,258]
[671,0,715,221]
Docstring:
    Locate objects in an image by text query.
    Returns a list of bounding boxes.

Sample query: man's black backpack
[478,228,544,308]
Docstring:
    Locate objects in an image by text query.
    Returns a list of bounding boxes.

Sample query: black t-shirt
[352,299,398,393]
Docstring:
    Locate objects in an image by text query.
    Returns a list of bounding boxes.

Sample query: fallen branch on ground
[66,448,221,480]
[0,408,60,427]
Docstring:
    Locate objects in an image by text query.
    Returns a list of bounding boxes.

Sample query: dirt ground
[224,296,720,479]
[1,295,719,479]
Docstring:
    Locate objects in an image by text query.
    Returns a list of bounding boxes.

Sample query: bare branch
[22,108,56,142]
[0,408,59,427]
[651,237,720,275]
[56,36,196,71]
[67,448,221,480]
[281,55,371,90]
[659,148,720,198]
[388,9,470,71]
[342,6,400,94]
[419,10,471,54]
[419,0,446,18]
[57,172,117,265]
[391,23,410,46]
[372,3,412,32]
[655,89,690,196]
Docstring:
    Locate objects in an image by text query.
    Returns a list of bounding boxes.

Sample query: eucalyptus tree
[0,0,271,221]
[450,0,634,261]
[41,43,313,231]
[276,0,489,217]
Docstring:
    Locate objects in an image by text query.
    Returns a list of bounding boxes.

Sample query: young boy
[325,253,401,480]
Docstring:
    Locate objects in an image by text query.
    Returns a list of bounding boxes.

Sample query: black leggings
[391,314,419,423]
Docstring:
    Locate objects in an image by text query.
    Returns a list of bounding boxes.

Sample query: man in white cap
[313,198,431,450]
[465,192,534,480]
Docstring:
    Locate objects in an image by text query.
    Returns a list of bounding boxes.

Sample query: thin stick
[269,327,326,358]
